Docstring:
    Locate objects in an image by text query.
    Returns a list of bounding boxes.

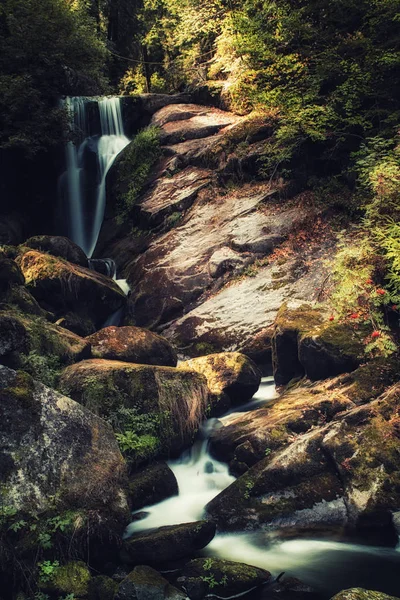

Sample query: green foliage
[20,352,62,388]
[38,560,60,583]
[115,126,161,222]
[111,407,162,463]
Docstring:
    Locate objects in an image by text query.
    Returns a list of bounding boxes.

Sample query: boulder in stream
[87,325,178,367]
[331,590,400,600]
[178,557,271,600]
[115,565,187,600]
[128,461,178,511]
[121,521,216,565]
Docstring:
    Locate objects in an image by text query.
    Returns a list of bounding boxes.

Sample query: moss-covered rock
[121,521,216,565]
[128,462,178,511]
[181,352,261,406]
[0,312,28,358]
[87,326,177,367]
[115,565,187,600]
[0,258,24,293]
[331,590,400,600]
[178,557,271,599]
[16,250,125,328]
[40,560,91,597]
[59,359,209,466]
[0,365,129,562]
[88,576,118,600]
[23,235,88,267]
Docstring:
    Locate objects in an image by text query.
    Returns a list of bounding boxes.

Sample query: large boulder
[40,561,92,597]
[331,591,400,600]
[59,359,209,465]
[115,565,187,600]
[180,352,261,406]
[121,521,216,565]
[178,558,271,600]
[87,326,177,367]
[0,366,129,559]
[16,249,125,327]
[0,257,24,293]
[23,235,88,267]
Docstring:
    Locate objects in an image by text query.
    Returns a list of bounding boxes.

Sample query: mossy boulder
[115,565,187,600]
[88,576,118,600]
[180,352,261,406]
[128,462,178,511]
[0,312,28,357]
[23,235,88,267]
[40,561,91,597]
[121,521,216,565]
[331,590,400,600]
[16,250,125,328]
[272,303,323,385]
[59,359,209,465]
[178,558,271,600]
[87,326,177,367]
[0,365,129,561]
[0,258,24,293]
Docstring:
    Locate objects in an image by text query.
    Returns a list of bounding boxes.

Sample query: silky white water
[59,96,129,257]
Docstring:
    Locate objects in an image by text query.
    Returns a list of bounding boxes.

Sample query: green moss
[275,303,324,334]
[312,322,366,360]
[347,356,400,404]
[0,370,35,407]
[88,576,118,600]
[41,560,91,597]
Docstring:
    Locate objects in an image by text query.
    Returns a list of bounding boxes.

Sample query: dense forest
[2,1,400,599]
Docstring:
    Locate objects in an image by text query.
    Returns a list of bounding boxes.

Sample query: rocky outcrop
[16,249,125,328]
[115,565,187,600]
[59,359,209,464]
[23,235,88,267]
[128,462,178,511]
[178,558,271,600]
[0,366,129,558]
[87,325,177,367]
[207,372,400,545]
[121,521,216,565]
[180,352,261,408]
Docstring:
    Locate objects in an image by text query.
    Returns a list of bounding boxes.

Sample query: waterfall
[58,97,129,257]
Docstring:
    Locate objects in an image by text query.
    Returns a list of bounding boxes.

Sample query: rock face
[59,359,209,463]
[23,235,88,267]
[0,365,129,551]
[97,102,336,365]
[115,565,187,600]
[207,369,400,544]
[178,558,271,600]
[121,521,216,565]
[87,326,177,367]
[180,352,261,406]
[16,249,125,328]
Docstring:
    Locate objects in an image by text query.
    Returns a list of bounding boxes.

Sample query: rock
[87,326,177,367]
[115,565,188,600]
[40,561,91,597]
[208,247,246,278]
[23,235,88,267]
[16,249,125,327]
[88,576,118,600]
[56,312,96,337]
[59,359,209,464]
[181,352,261,405]
[0,366,129,559]
[178,557,271,600]
[331,591,400,600]
[0,312,28,357]
[266,575,319,599]
[121,521,216,565]
[239,327,273,373]
[128,462,178,511]
[0,258,25,292]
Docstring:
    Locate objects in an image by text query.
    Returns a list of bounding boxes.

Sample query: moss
[331,588,400,600]
[88,576,117,600]
[41,560,91,597]
[312,322,367,360]
[346,356,400,404]
[0,370,36,408]
[275,303,324,334]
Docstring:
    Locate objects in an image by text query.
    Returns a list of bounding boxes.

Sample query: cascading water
[58,96,129,257]
[124,377,400,598]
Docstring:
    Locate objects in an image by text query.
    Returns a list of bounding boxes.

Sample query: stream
[124,378,400,599]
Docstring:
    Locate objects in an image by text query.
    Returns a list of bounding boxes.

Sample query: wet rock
[121,521,216,565]
[265,575,319,600]
[181,352,261,405]
[60,359,209,464]
[331,590,400,600]
[128,462,178,511]
[115,565,187,600]
[178,557,271,599]
[23,235,88,267]
[56,312,96,337]
[0,366,129,558]
[239,327,273,373]
[16,249,125,327]
[87,325,177,367]
[40,561,91,597]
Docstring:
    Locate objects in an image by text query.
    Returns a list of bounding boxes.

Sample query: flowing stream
[58,96,129,257]
[125,377,400,599]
